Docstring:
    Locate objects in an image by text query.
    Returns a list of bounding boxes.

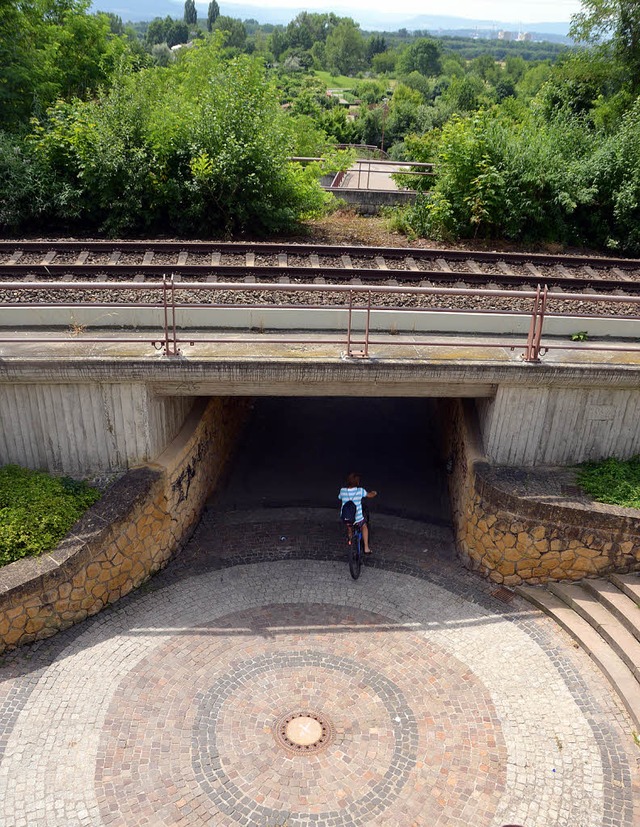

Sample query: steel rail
[2,265,640,293]
[0,263,640,291]
[1,240,640,269]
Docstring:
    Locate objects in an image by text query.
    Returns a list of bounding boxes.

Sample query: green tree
[471,53,498,81]
[365,34,386,63]
[167,19,189,47]
[397,38,442,77]
[402,71,432,100]
[151,42,174,66]
[371,50,397,74]
[495,79,516,102]
[352,78,387,104]
[358,107,383,146]
[384,84,423,147]
[207,0,219,33]
[184,0,197,26]
[0,0,140,130]
[505,55,527,83]
[442,75,484,111]
[270,28,287,59]
[0,0,41,127]
[214,16,246,49]
[536,50,622,118]
[571,0,640,86]
[285,12,338,50]
[325,19,363,75]
[401,107,595,243]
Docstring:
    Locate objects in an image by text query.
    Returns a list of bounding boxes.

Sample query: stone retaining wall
[441,398,640,585]
[0,397,251,652]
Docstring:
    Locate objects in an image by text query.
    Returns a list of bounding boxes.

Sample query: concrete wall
[3,356,640,471]
[0,397,251,653]
[324,187,416,214]
[478,385,640,465]
[0,383,193,475]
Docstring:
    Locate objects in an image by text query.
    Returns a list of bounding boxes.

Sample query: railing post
[162,275,171,356]
[346,289,354,356]
[345,289,371,358]
[170,274,179,356]
[522,284,546,363]
[364,290,371,357]
[162,274,180,357]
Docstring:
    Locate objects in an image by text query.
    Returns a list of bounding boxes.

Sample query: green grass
[576,456,640,510]
[314,71,356,90]
[0,464,101,566]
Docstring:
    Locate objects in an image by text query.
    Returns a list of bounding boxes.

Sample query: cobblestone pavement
[1,508,639,827]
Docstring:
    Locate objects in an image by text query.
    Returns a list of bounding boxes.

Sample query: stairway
[517,574,640,730]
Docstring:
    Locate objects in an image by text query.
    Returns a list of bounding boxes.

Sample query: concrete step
[609,573,640,605]
[548,582,640,681]
[516,584,640,730]
[582,578,640,644]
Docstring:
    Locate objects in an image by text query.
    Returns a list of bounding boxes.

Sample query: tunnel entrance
[210,397,451,526]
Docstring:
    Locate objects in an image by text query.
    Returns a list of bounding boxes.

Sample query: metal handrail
[1,278,639,362]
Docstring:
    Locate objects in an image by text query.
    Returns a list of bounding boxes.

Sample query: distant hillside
[91,0,572,40]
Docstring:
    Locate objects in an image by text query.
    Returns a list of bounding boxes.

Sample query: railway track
[2,241,640,293]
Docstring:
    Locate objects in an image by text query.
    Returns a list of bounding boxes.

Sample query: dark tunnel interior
[210,397,451,525]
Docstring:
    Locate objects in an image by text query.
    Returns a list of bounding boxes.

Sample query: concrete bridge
[2,331,640,476]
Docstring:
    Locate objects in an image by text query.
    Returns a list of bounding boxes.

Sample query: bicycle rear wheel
[348,530,362,580]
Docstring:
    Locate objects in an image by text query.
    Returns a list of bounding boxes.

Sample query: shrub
[0,465,101,566]
[399,107,596,243]
[2,38,331,237]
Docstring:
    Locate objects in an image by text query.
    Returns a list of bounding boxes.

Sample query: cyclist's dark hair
[346,472,360,486]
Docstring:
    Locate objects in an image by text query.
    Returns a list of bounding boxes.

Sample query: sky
[212,0,584,24]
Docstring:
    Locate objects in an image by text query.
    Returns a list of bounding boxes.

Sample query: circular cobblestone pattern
[0,510,638,827]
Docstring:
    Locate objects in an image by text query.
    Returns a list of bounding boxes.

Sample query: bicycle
[346,520,364,580]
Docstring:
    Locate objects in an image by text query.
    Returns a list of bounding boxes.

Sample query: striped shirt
[338,486,368,524]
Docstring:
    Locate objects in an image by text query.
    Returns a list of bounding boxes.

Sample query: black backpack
[340,500,357,524]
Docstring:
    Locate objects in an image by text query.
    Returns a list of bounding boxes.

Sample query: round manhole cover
[274,711,334,754]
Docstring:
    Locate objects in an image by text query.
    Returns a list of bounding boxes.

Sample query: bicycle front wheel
[348,532,362,580]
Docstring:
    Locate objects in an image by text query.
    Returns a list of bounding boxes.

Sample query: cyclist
[338,472,377,554]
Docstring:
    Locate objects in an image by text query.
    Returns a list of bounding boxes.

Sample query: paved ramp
[0,509,637,826]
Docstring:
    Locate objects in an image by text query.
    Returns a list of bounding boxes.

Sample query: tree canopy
[184,0,197,26]
[0,0,139,130]
[4,0,640,252]
[571,0,640,86]
[0,39,333,235]
[207,0,220,33]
